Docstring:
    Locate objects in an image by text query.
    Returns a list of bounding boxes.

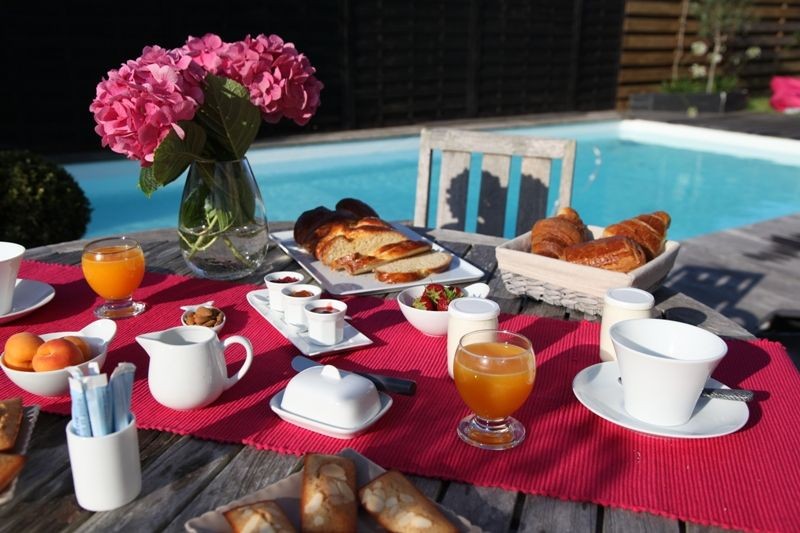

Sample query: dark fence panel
[0,0,624,156]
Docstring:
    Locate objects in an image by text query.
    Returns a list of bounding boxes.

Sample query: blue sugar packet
[84,374,112,437]
[66,367,92,437]
[110,363,136,433]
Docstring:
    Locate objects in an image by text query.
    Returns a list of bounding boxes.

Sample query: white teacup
[610,318,728,426]
[281,284,322,326]
[264,271,305,312]
[0,242,25,316]
[304,299,347,345]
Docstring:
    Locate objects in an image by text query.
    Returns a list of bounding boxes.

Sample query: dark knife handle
[356,372,417,396]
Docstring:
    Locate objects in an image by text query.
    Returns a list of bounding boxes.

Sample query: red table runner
[2,260,799,532]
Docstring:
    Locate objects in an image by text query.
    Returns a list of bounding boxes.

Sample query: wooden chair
[413,128,576,237]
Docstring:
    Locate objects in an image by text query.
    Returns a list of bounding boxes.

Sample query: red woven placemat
[2,260,799,532]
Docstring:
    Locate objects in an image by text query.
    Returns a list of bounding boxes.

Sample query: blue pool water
[65,120,800,241]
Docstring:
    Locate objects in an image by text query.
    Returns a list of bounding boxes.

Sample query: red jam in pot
[271,276,298,283]
[311,306,338,314]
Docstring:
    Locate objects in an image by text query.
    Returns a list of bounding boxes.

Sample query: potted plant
[629,0,759,114]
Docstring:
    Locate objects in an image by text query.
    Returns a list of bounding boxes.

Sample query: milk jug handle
[222,336,254,390]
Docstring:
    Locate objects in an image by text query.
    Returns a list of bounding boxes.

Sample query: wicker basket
[495,226,680,315]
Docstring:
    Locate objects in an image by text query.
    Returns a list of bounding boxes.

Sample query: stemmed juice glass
[81,237,146,319]
[454,330,536,450]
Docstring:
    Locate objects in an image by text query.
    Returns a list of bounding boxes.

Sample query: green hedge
[0,151,91,247]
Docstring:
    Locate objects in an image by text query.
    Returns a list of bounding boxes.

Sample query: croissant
[562,236,647,273]
[602,211,671,260]
[530,207,588,258]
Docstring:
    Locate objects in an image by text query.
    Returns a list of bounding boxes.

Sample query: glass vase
[178,158,269,280]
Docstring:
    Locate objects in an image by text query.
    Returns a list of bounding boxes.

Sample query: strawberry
[436,293,450,311]
[445,285,464,302]
[412,294,436,311]
[424,284,447,307]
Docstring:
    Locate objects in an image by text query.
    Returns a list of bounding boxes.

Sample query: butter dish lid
[280,365,381,429]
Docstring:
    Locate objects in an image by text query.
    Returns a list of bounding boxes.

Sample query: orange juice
[454,341,535,420]
[82,245,145,300]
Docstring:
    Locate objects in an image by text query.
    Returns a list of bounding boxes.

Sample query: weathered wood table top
[4,224,751,532]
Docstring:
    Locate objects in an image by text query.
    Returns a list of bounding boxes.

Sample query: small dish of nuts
[180,301,226,333]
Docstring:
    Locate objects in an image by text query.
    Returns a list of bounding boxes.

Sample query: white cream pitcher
[136,326,253,410]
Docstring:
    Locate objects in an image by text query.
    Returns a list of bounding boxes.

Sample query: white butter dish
[271,365,393,439]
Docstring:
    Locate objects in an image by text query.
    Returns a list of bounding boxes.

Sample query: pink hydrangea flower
[90,46,206,164]
[91,33,322,167]
[182,33,227,74]
[218,34,323,125]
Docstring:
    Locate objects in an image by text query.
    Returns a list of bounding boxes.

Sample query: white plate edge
[269,225,485,295]
[245,290,373,357]
[572,362,750,439]
[0,280,56,323]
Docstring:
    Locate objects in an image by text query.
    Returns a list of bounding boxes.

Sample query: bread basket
[495,226,680,315]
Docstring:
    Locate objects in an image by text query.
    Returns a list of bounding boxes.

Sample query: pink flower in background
[770,76,800,113]
[90,46,205,164]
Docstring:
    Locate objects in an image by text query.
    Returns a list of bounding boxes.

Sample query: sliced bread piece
[317,227,410,270]
[223,500,296,533]
[374,251,453,283]
[341,240,432,275]
[0,454,26,494]
[0,397,23,452]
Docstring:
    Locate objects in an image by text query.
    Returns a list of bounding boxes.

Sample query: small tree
[694,0,754,93]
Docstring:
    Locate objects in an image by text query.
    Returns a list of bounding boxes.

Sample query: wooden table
[4,224,752,532]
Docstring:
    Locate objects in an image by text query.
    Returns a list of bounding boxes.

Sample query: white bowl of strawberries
[397,283,488,336]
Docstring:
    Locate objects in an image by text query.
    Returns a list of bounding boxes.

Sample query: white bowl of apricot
[0,319,116,397]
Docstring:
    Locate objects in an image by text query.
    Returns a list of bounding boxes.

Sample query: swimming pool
[65,120,800,241]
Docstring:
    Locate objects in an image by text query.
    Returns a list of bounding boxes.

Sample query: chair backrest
[413,128,575,237]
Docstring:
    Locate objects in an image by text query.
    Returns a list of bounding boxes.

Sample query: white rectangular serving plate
[270,224,484,295]
[246,290,373,357]
[185,448,483,532]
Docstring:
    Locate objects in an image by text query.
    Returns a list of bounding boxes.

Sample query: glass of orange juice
[454,329,535,450]
[81,236,146,319]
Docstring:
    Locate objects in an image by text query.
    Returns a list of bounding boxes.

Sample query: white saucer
[269,389,392,439]
[246,289,373,357]
[572,362,750,439]
[0,280,56,325]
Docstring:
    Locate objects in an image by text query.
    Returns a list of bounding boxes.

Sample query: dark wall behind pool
[0,0,625,158]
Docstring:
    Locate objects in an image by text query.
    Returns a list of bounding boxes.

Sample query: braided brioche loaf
[293,199,452,282]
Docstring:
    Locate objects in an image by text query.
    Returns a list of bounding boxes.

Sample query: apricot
[62,336,93,362]
[32,339,83,372]
[3,332,44,371]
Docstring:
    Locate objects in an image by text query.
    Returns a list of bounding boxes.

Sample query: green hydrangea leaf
[139,121,207,197]
[195,74,261,160]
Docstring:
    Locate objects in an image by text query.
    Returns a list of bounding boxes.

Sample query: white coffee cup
[304,299,347,345]
[263,271,305,312]
[610,318,728,426]
[281,284,322,326]
[66,415,142,511]
[0,242,25,316]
